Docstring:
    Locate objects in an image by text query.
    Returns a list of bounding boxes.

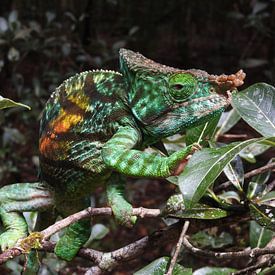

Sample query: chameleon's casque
[0,49,245,264]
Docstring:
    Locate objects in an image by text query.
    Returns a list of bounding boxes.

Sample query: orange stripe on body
[39,109,84,159]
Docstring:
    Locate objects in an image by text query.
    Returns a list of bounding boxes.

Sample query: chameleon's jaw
[143,93,229,138]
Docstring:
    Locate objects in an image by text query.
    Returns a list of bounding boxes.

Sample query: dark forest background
[0,0,274,185]
[0,1,274,274]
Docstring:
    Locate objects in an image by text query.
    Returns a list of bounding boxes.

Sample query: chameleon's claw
[170,143,202,176]
[191,142,202,153]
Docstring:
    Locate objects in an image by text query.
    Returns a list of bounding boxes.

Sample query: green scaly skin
[0,49,245,263]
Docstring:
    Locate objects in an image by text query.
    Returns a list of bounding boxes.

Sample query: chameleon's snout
[210,69,246,88]
[209,69,246,95]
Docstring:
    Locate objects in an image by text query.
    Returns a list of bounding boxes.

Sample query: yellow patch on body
[67,92,90,110]
[39,108,83,159]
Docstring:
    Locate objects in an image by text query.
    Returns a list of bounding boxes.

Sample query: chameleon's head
[120,49,245,138]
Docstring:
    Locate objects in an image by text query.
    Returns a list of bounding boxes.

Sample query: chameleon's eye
[168,73,197,101]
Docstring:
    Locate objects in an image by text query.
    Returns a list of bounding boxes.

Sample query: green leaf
[218,191,241,204]
[247,181,266,200]
[247,159,274,200]
[216,109,241,136]
[223,155,244,191]
[249,203,275,230]
[7,47,20,61]
[193,267,236,275]
[90,223,109,241]
[186,115,221,146]
[232,83,275,137]
[191,231,233,249]
[239,143,271,163]
[251,158,274,185]
[0,95,30,110]
[249,221,274,248]
[134,257,192,275]
[169,203,230,220]
[179,137,274,208]
[260,191,275,203]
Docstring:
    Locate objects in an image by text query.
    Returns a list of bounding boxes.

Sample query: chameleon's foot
[170,143,202,176]
[112,199,137,228]
[0,228,27,251]
[54,219,91,261]
[0,182,53,252]
[191,142,202,153]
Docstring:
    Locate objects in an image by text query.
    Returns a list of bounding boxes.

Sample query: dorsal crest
[119,49,245,89]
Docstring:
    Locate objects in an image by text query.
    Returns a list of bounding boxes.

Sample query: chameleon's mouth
[174,93,229,110]
[145,93,228,127]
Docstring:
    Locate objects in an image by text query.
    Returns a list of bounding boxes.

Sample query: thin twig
[182,236,275,259]
[165,221,190,275]
[219,134,248,140]
[215,162,275,192]
[232,256,275,275]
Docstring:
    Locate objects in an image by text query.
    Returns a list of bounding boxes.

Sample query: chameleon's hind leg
[54,197,91,261]
[0,182,54,251]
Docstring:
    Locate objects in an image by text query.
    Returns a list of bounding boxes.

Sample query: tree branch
[165,221,190,275]
[215,162,275,192]
[0,206,161,266]
[182,236,275,259]
[232,256,275,275]
[44,222,182,274]
[42,207,161,239]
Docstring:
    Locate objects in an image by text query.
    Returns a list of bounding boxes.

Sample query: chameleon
[0,49,245,262]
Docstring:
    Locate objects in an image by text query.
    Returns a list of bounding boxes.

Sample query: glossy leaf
[191,231,233,248]
[90,224,109,241]
[232,83,275,137]
[134,257,192,275]
[218,191,241,204]
[247,181,266,200]
[260,191,275,203]
[0,17,8,33]
[179,137,274,208]
[251,158,274,185]
[186,115,220,146]
[168,203,230,220]
[247,159,274,200]
[249,221,274,248]
[249,203,275,230]
[239,143,270,163]
[223,155,244,191]
[193,267,236,275]
[216,109,241,136]
[0,95,30,110]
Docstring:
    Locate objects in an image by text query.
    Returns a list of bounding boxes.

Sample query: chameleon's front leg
[0,182,54,251]
[102,126,198,178]
[102,126,198,224]
[54,198,91,261]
